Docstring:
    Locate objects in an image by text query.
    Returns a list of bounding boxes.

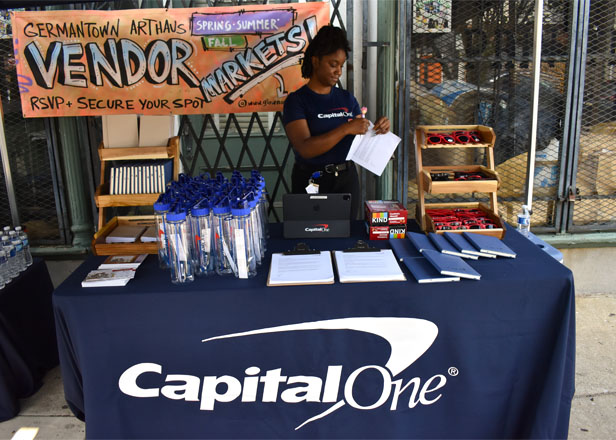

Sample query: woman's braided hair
[301,25,351,79]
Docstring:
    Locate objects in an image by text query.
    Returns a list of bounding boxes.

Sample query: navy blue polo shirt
[282,85,361,166]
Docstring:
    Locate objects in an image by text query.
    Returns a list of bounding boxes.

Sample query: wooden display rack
[91,136,180,255]
[414,125,506,238]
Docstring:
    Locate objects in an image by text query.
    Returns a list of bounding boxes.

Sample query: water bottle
[154,199,171,269]
[190,200,214,277]
[212,198,235,276]
[14,226,32,267]
[1,236,16,279]
[0,250,7,289]
[165,209,194,284]
[4,243,17,279]
[517,204,531,237]
[256,176,270,241]
[10,238,26,273]
[247,193,263,266]
[230,199,257,278]
[9,231,25,271]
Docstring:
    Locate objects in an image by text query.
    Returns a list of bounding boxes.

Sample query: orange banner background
[11,3,329,117]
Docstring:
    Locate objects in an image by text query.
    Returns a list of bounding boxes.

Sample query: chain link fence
[407,0,571,232]
[0,25,68,245]
[572,0,616,231]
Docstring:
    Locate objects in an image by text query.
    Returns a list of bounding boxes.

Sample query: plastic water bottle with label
[247,193,263,266]
[190,199,214,276]
[4,243,18,279]
[14,226,32,267]
[517,205,531,237]
[212,199,235,276]
[230,198,257,279]
[154,198,171,269]
[165,209,194,284]
[0,250,7,288]
[10,238,25,273]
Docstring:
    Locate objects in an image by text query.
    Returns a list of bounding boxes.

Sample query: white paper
[269,251,334,286]
[201,227,211,253]
[333,249,406,283]
[346,122,401,176]
[234,229,248,279]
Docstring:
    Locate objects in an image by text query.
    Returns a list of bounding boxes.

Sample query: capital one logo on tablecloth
[118,317,448,430]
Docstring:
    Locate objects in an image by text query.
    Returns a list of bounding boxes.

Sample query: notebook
[462,232,517,258]
[404,257,460,283]
[422,249,481,280]
[389,237,421,261]
[443,232,496,259]
[407,231,437,253]
[283,193,351,238]
[428,232,478,260]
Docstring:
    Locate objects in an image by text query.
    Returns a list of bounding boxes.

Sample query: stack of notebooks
[109,159,173,195]
[105,225,157,244]
[81,254,148,287]
[390,231,516,283]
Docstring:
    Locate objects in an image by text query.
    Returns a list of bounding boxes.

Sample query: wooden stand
[92,136,180,255]
[414,125,505,238]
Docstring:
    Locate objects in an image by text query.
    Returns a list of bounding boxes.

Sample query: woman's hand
[346,115,370,135]
[373,116,390,134]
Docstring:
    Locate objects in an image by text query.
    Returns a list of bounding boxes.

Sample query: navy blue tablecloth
[53,224,575,439]
[1,258,58,422]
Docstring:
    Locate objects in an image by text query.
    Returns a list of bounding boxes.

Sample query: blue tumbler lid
[166,210,186,222]
[231,206,251,216]
[154,200,171,212]
[212,198,230,215]
[191,199,211,217]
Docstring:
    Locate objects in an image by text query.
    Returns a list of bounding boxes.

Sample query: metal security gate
[563,0,616,232]
[0,34,70,245]
[403,0,580,233]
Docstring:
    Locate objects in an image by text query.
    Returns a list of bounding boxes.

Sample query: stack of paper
[81,269,136,287]
[267,251,334,286]
[333,249,406,283]
[98,254,148,269]
[346,122,401,176]
[140,226,158,243]
[105,225,147,243]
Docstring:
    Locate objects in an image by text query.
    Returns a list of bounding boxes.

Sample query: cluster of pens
[153,170,269,284]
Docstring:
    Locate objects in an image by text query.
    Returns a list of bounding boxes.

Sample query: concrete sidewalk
[0,264,614,439]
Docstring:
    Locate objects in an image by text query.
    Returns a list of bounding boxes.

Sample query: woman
[282,25,390,218]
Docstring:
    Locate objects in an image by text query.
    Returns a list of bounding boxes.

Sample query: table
[1,258,58,422]
[53,224,575,439]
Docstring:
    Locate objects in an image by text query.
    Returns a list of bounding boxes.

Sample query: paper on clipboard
[333,249,406,283]
[346,121,402,176]
[267,251,334,286]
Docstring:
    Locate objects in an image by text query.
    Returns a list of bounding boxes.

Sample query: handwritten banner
[11,3,329,117]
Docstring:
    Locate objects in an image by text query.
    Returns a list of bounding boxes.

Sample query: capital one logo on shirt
[119,317,448,430]
[318,107,353,119]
